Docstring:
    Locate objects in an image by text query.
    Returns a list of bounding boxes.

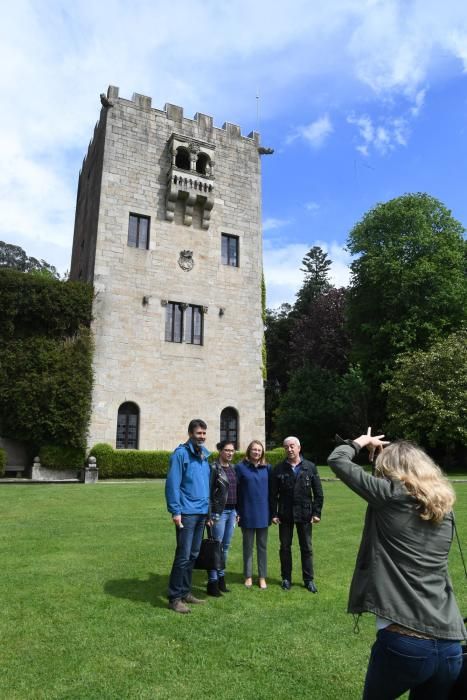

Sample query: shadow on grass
[104,569,282,609]
[104,572,168,609]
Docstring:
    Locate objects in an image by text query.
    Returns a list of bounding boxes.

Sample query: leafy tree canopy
[347,193,467,390]
[383,330,467,451]
[294,246,332,316]
[0,240,60,279]
[273,363,368,460]
[290,287,350,373]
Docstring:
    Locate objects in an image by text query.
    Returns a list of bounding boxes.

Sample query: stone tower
[70,86,265,451]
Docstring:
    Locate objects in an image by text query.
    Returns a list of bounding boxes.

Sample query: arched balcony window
[196,152,210,175]
[175,147,191,170]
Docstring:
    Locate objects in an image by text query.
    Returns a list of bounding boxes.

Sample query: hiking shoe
[305,581,318,593]
[168,598,191,614]
[182,593,206,604]
[281,579,291,590]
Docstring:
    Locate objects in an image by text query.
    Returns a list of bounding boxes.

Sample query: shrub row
[39,445,87,470]
[0,448,5,477]
[90,444,286,479]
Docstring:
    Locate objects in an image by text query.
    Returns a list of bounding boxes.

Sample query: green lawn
[1,480,466,700]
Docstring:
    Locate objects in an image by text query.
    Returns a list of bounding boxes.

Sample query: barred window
[128,213,150,249]
[220,407,238,448]
[116,402,139,449]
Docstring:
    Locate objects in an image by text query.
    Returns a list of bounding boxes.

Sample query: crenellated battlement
[105,85,260,144]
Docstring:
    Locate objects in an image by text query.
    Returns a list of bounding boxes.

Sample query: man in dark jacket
[270,436,323,592]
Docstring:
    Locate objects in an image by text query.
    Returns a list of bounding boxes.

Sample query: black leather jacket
[209,462,230,517]
[270,458,323,523]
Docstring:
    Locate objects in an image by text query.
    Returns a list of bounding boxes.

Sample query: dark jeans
[363,629,463,700]
[208,508,237,581]
[167,513,206,601]
[278,521,313,582]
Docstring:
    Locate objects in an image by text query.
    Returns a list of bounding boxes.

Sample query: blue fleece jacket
[165,440,211,515]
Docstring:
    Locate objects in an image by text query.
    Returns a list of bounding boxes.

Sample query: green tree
[347,193,467,418]
[273,363,368,461]
[383,330,467,463]
[0,240,60,278]
[294,246,332,316]
[265,303,293,441]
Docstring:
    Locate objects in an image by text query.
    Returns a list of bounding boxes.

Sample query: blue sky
[2,0,467,307]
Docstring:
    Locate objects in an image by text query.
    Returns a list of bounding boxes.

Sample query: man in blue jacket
[165,419,211,613]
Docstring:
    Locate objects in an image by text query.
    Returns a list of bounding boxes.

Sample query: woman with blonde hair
[328,431,465,700]
[235,440,271,589]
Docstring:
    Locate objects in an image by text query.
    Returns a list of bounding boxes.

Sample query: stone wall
[71,87,265,451]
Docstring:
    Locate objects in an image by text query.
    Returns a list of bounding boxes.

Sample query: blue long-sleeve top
[235,459,271,528]
[165,440,211,516]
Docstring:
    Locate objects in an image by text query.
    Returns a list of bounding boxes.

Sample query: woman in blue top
[235,440,271,589]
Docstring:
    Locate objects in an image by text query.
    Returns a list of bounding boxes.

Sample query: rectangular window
[128,213,150,249]
[165,302,183,343]
[221,233,239,267]
[185,305,203,345]
[165,302,203,345]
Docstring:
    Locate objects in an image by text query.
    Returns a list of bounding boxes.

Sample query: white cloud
[347,112,410,155]
[287,115,333,148]
[263,239,351,308]
[2,1,467,270]
[305,201,320,212]
[262,217,292,232]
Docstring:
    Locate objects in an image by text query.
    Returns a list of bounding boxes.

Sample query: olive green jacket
[328,443,466,641]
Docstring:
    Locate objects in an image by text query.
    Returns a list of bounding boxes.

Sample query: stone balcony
[166,166,215,229]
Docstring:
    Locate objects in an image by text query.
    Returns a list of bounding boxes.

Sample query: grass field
[1,479,466,700]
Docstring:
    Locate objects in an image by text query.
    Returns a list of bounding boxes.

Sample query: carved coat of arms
[178,250,194,271]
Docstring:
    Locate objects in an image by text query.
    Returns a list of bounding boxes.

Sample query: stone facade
[71,86,265,451]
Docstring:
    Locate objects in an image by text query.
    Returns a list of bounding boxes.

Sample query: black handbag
[194,526,225,571]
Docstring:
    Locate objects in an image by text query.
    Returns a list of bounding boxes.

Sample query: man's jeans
[208,508,236,581]
[278,521,313,582]
[363,628,463,699]
[167,514,206,601]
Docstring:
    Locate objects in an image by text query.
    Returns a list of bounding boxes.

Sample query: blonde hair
[374,441,455,523]
[246,440,266,465]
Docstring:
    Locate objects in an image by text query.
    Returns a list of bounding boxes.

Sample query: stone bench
[4,465,26,477]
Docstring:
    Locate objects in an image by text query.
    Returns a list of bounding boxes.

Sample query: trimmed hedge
[89,444,286,479]
[0,330,94,450]
[0,271,94,454]
[39,444,86,471]
[0,448,5,477]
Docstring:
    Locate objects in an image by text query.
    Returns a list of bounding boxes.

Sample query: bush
[0,448,5,477]
[89,444,171,479]
[39,445,86,470]
[89,445,286,479]
[0,269,93,339]
[0,271,94,455]
[0,330,94,450]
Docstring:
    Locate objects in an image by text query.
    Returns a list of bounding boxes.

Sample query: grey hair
[283,436,301,447]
